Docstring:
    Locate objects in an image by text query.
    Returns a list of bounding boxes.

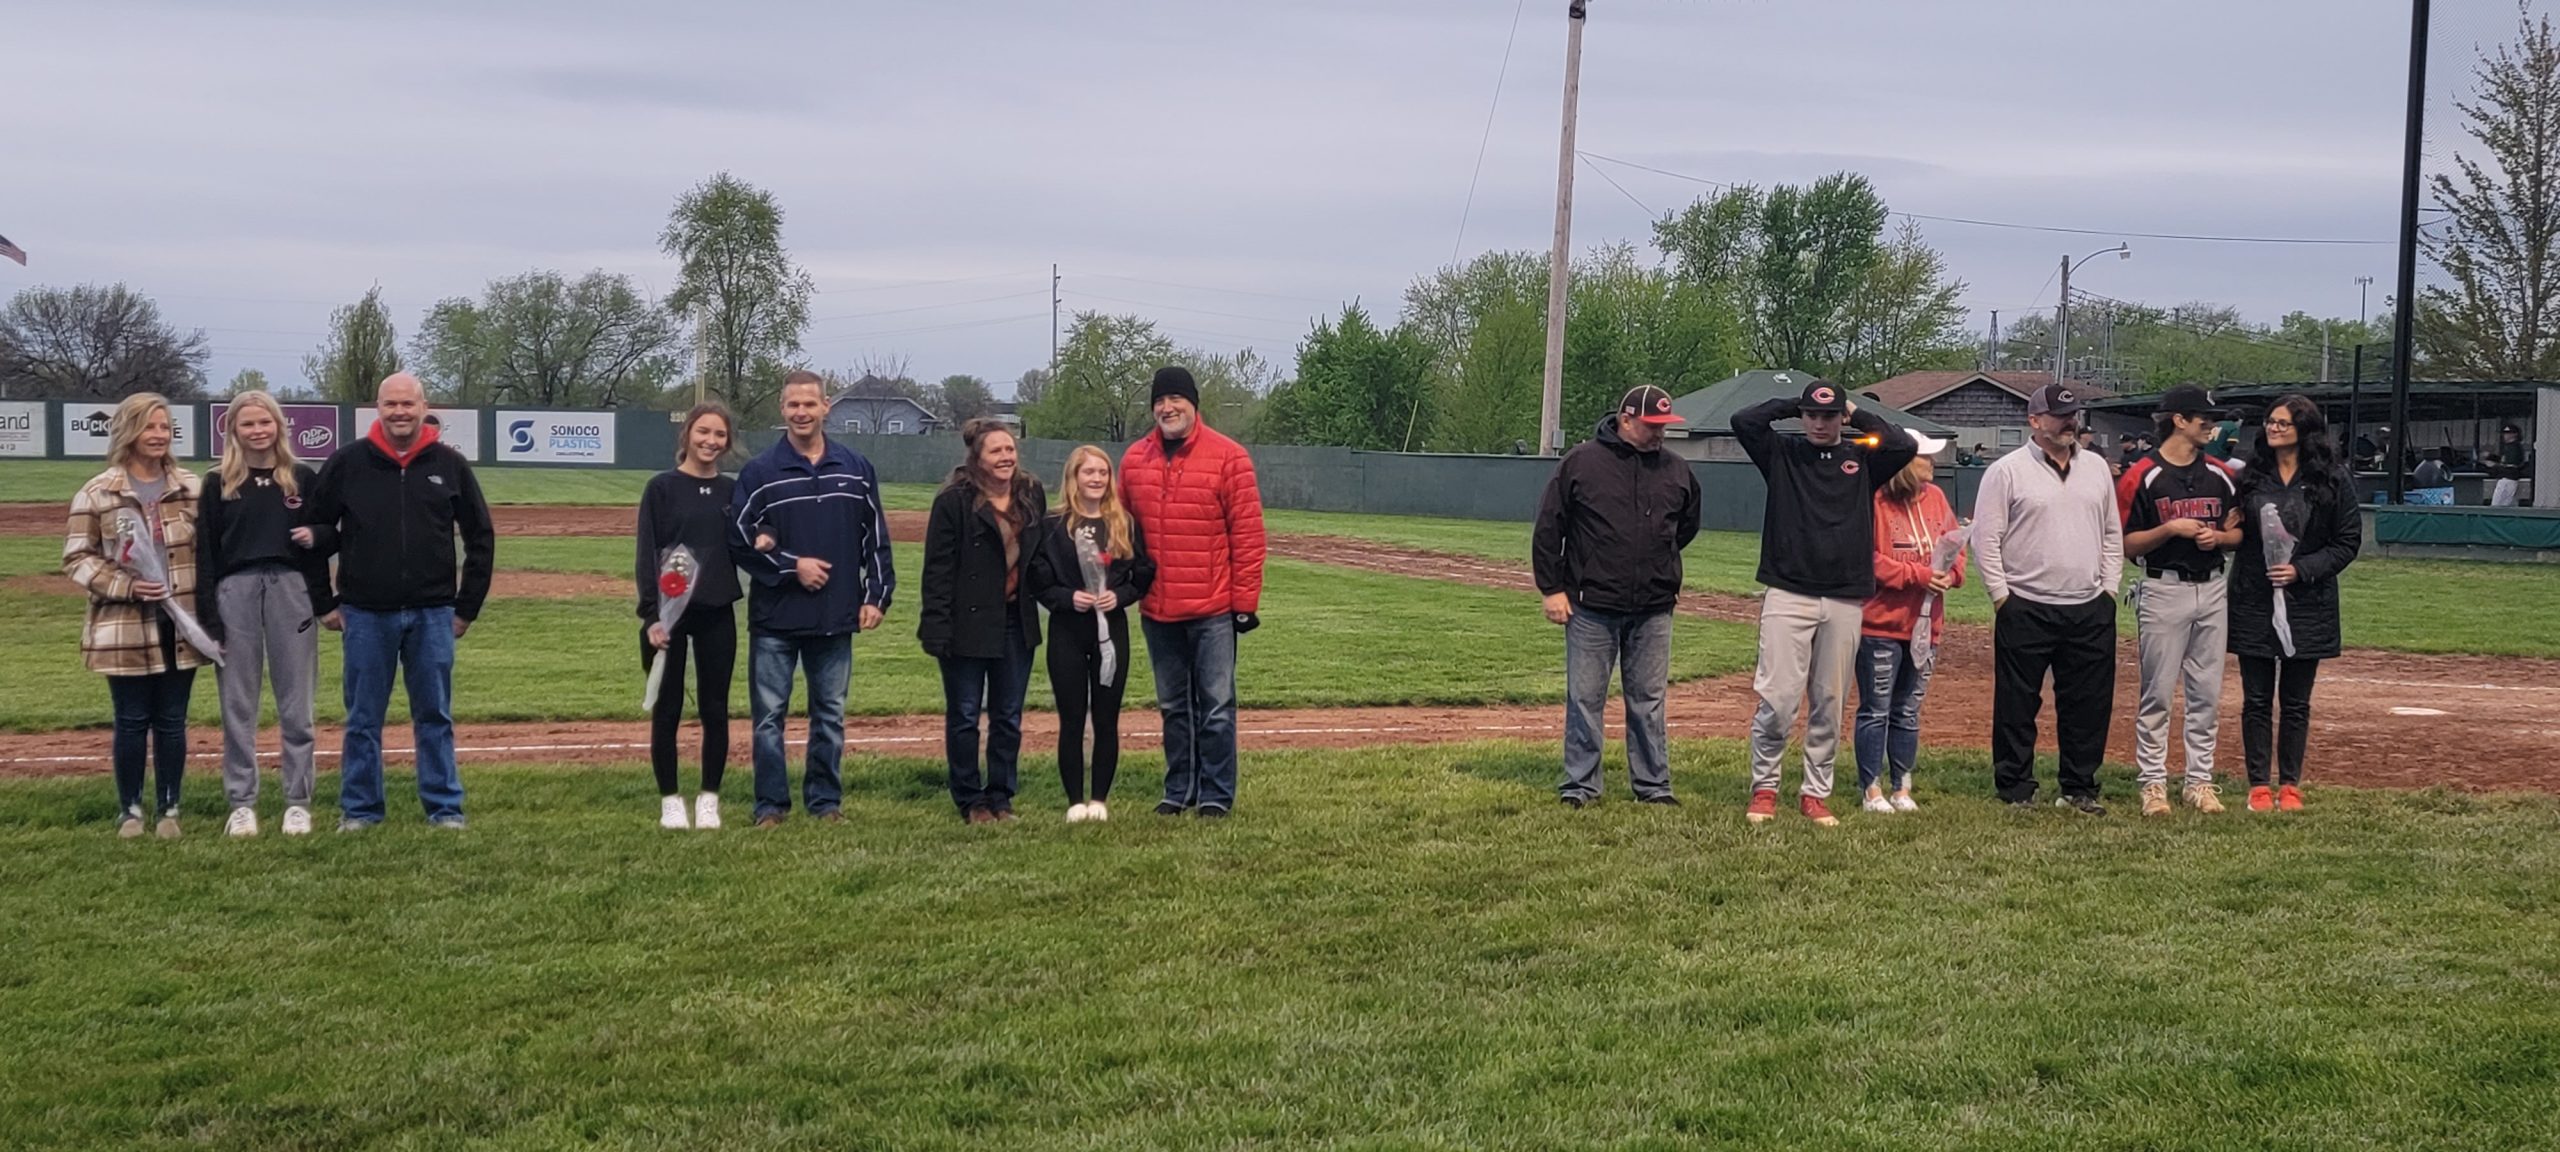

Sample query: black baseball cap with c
[1620,385,1682,425]
[1796,379,1848,414]
[2153,384,2223,418]
[2027,383,2085,417]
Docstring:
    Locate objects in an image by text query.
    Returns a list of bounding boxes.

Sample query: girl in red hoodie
[1855,438,1964,814]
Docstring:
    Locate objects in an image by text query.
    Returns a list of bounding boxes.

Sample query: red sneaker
[1745,789,1779,824]
[2277,785,2304,812]
[2247,786,2275,813]
[1799,795,1840,827]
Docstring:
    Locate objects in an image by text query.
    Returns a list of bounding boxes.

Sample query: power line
[1079,272,1339,306]
[800,311,1048,346]
[810,269,1040,295]
[807,288,1049,324]
[1063,289,1310,329]
[1451,0,1533,264]
[1578,151,2404,246]
[1579,153,1657,218]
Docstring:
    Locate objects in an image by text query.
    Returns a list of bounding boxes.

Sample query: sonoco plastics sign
[499,410,615,464]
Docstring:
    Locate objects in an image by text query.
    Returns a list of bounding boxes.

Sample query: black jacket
[196,463,332,643]
[917,480,1047,660]
[2229,464,2362,660]
[1027,511,1156,624]
[1731,397,1917,600]
[635,470,742,620]
[303,432,496,620]
[1532,415,1703,615]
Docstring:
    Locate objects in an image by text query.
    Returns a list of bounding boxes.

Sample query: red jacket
[1121,424,1267,622]
[1862,482,1964,641]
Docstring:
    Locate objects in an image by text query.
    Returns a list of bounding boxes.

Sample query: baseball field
[3,459,2557,1149]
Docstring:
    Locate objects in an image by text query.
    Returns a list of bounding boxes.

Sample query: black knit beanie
[1150,365,1200,407]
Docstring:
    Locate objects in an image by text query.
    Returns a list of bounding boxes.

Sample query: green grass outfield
[1264,509,2560,659]
[0,538,1753,733]
[3,743,2556,1149]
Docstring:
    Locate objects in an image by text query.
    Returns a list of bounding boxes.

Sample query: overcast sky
[4,0,2513,396]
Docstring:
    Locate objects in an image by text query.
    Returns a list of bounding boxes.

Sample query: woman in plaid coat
[62,393,209,839]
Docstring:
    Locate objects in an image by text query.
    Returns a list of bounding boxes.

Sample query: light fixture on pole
[2054,243,2131,387]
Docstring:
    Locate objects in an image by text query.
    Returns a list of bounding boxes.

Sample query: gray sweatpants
[1749,589,1863,799]
[216,566,320,808]
[2133,570,2227,787]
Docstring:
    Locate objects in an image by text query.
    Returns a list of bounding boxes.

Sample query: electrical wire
[1452,0,1533,264]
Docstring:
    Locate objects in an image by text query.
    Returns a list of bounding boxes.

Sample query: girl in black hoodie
[1028,445,1155,822]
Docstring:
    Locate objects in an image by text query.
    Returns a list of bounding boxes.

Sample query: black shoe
[1155,802,1185,817]
[2055,794,2108,816]
[2005,799,2038,812]
[1559,795,1586,809]
[1196,805,1230,820]
[1639,794,1681,807]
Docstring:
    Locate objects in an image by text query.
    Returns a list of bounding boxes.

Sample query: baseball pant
[2132,570,2226,788]
[216,566,320,810]
[1748,589,1863,800]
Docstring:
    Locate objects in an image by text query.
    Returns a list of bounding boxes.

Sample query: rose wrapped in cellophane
[1910,520,1970,673]
[1075,530,1119,688]
[642,544,698,710]
[112,507,223,665]
[2259,501,2299,657]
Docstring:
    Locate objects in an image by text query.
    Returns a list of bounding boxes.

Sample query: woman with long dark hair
[2228,394,2363,812]
[1027,445,1155,822]
[635,403,743,829]
[918,419,1046,823]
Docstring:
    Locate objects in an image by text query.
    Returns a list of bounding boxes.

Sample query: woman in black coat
[918,419,1046,823]
[1026,445,1156,822]
[2227,393,2363,813]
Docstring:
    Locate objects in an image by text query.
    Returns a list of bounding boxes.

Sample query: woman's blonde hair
[1054,444,1135,558]
[105,393,173,475]
[215,390,300,499]
[1883,453,1934,501]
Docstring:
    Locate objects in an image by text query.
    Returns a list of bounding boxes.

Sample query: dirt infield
[8,502,2559,793]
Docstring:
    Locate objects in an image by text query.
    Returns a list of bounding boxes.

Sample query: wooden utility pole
[1537,0,1589,456]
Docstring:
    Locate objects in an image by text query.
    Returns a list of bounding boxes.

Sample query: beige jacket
[63,466,207,677]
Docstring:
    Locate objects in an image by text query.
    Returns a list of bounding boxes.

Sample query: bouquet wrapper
[643,545,700,711]
[112,510,222,666]
[1076,532,1119,689]
[1910,521,1970,672]
[2259,502,2298,658]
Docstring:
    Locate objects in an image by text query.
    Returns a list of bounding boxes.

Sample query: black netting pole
[2389,0,2431,504]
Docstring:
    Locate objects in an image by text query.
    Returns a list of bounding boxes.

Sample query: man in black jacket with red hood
[1533,385,1702,808]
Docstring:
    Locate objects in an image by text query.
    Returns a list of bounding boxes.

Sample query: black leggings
[2239,655,2320,787]
[1047,608,1130,804]
[643,603,736,796]
[108,655,196,817]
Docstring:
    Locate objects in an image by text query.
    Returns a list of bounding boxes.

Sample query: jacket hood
[367,418,441,467]
[1592,414,1631,452]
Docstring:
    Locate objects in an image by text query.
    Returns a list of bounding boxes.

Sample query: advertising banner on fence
[497,409,615,464]
[212,402,341,458]
[355,407,481,461]
[0,401,45,457]
[63,402,199,457]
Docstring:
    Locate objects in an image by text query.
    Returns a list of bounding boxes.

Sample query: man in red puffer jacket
[1120,366,1266,818]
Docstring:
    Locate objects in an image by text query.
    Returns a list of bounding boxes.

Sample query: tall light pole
[2357,274,2375,329]
[2054,243,2131,387]
[1537,0,1590,456]
[2388,0,2430,505]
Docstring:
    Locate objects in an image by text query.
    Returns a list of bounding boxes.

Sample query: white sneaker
[660,795,689,830]
[225,807,259,838]
[282,806,313,836]
[694,793,721,830]
[1089,800,1108,823]
[1890,792,1919,813]
[1861,793,1894,815]
[1065,802,1092,823]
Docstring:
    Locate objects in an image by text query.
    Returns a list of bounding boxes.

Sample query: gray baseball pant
[216,567,320,808]
[2132,569,2227,788]
[1748,589,1863,800]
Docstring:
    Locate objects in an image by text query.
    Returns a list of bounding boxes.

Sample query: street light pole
[1537,0,1589,456]
[2055,244,2130,388]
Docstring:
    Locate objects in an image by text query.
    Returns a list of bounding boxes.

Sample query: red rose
[658,572,690,598]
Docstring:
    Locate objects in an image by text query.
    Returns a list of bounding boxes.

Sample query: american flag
[0,234,24,266]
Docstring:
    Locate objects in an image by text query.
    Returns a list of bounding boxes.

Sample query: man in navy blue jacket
[730,371,895,827]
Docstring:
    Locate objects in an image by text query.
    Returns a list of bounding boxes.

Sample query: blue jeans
[339,605,461,824]
[1853,635,1932,792]
[939,616,1035,814]
[1562,605,1674,801]
[1142,614,1239,811]
[107,666,196,817]
[749,631,851,820]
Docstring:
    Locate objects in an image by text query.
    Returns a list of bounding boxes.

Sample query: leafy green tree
[1836,220,1973,384]
[1263,304,1435,450]
[1181,346,1279,441]
[0,283,209,401]
[224,368,271,397]
[408,271,685,408]
[1022,312,1174,441]
[407,298,500,406]
[662,173,815,421]
[303,286,402,402]
[940,374,996,424]
[2421,2,2560,378]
